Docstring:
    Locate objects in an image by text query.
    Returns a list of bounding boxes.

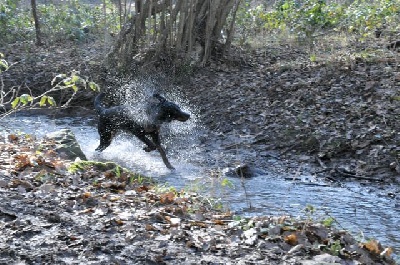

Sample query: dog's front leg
[151,132,175,170]
[157,146,175,170]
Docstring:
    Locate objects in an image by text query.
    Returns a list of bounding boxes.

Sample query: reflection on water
[1,114,399,258]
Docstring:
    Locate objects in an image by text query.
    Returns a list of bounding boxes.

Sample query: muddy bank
[181,43,400,184]
[0,132,396,264]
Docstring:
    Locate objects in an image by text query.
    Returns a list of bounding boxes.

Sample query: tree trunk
[107,0,238,70]
[224,0,241,55]
[31,0,42,46]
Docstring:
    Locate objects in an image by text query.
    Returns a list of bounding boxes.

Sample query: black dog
[94,92,190,169]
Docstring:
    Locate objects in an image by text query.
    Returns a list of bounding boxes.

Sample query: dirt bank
[182,41,400,185]
[0,132,396,264]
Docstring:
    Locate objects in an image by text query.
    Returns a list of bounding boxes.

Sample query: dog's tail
[94,93,106,114]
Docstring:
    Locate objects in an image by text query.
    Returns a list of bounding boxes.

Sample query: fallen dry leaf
[362,239,382,254]
[137,185,150,192]
[8,134,18,142]
[159,192,175,204]
[213,219,225,225]
[14,154,32,170]
[285,233,298,246]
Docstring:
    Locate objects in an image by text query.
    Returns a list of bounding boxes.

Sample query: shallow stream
[2,114,399,258]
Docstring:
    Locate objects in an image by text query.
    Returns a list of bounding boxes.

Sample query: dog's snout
[178,112,190,122]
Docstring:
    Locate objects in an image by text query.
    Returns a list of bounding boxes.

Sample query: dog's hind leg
[135,134,157,152]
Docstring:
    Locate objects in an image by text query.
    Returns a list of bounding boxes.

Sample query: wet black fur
[94,92,190,169]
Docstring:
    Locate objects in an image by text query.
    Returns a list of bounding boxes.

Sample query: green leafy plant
[328,239,342,256]
[304,204,316,216]
[0,53,9,73]
[309,54,317,62]
[68,161,120,174]
[182,171,236,213]
[321,216,335,228]
[1,54,97,118]
[344,0,399,37]
[300,204,340,230]
[114,164,122,178]
[2,70,99,119]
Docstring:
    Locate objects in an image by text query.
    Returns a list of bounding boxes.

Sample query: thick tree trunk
[107,0,238,70]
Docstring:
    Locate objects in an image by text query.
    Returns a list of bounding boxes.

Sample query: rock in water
[224,163,259,178]
[45,129,87,160]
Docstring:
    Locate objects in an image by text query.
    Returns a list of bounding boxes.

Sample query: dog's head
[153,93,190,123]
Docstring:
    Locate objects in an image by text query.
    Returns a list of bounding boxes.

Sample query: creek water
[1,114,399,258]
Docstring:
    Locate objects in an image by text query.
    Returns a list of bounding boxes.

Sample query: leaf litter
[0,132,396,264]
[182,38,400,186]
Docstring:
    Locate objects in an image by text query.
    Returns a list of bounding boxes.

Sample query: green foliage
[154,184,177,195]
[234,0,400,41]
[9,71,98,111]
[344,0,399,37]
[221,178,234,188]
[327,239,342,256]
[276,0,334,37]
[11,94,33,108]
[300,204,339,229]
[0,53,9,73]
[184,173,235,212]
[304,204,316,215]
[38,96,56,107]
[69,160,128,175]
[322,216,335,228]
[0,0,120,45]
[68,160,152,185]
[0,0,33,43]
[37,0,119,42]
[309,54,317,62]
[233,215,242,221]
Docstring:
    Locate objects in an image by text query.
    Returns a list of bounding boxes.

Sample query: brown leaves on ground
[1,133,67,175]
[0,130,396,264]
[361,239,393,258]
[183,38,400,183]
[14,154,33,170]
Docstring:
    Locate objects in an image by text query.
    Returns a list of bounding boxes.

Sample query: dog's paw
[143,146,156,152]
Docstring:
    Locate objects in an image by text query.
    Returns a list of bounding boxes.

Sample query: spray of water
[95,76,205,178]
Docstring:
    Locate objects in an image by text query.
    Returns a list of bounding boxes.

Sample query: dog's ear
[153,93,166,103]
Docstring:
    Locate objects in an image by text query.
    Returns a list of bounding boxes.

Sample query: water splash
[104,77,204,166]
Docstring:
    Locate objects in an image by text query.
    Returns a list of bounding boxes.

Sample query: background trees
[1,0,399,69]
[107,0,241,70]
